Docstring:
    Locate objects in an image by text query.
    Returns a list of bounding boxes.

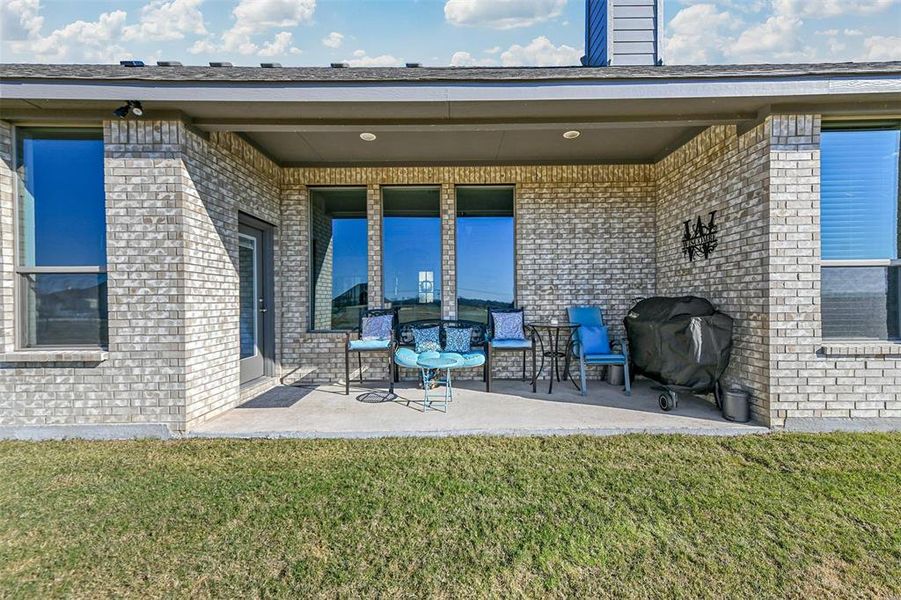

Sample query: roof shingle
[2,62,900,83]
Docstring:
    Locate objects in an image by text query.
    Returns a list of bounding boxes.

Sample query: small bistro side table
[416,354,463,412]
[528,322,581,394]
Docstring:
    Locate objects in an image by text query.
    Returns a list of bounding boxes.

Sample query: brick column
[105,119,189,429]
[310,195,333,329]
[767,114,823,427]
[0,121,15,353]
[366,184,383,309]
[441,183,457,319]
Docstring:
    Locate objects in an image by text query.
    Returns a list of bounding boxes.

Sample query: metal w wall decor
[682,210,718,261]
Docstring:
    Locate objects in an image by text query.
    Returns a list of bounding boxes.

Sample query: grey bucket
[722,386,750,423]
[607,365,624,386]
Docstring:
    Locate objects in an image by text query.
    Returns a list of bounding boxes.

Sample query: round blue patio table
[416,354,463,412]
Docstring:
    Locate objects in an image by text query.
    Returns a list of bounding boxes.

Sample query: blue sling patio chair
[566,306,631,397]
[344,308,398,395]
[487,308,537,393]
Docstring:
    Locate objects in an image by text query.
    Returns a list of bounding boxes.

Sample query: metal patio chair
[566,305,631,397]
[344,307,398,395]
[487,308,537,393]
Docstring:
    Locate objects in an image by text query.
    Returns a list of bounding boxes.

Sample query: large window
[310,188,368,330]
[15,128,108,348]
[383,186,441,323]
[821,124,900,340]
[456,186,515,322]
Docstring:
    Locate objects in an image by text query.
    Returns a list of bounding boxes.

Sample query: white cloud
[195,0,316,56]
[230,0,316,35]
[664,4,740,64]
[499,36,580,66]
[188,37,218,55]
[728,15,806,61]
[345,49,401,67]
[773,0,897,18]
[7,9,131,63]
[1,0,43,40]
[258,31,302,56]
[484,45,501,54]
[322,31,343,48]
[122,0,206,41]
[449,51,495,66]
[444,0,566,29]
[864,35,901,60]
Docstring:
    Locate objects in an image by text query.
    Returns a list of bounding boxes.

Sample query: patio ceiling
[3,62,900,166]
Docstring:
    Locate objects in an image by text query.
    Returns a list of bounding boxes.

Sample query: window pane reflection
[239,235,257,358]
[310,188,368,330]
[456,186,515,323]
[17,131,107,267]
[22,273,108,347]
[383,187,441,323]
[822,266,900,340]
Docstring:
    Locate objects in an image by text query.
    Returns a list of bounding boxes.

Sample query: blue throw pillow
[492,311,525,340]
[413,326,441,353]
[361,314,393,340]
[444,327,472,353]
[580,325,611,354]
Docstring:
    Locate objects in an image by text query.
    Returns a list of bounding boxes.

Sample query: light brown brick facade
[1,115,899,432]
[656,123,772,423]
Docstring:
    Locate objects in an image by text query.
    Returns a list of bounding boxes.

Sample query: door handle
[259,298,267,313]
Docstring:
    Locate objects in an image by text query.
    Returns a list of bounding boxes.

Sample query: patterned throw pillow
[361,314,393,340]
[413,326,441,353]
[444,327,472,353]
[492,311,525,340]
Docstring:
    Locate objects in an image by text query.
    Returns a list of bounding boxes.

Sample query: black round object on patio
[356,391,396,403]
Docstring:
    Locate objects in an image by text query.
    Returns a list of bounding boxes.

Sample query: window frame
[307,185,369,333]
[12,125,109,350]
[453,184,518,322]
[820,120,901,341]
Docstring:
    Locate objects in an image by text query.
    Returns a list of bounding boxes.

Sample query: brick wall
[655,124,772,423]
[440,183,457,320]
[0,120,281,430]
[766,115,901,427]
[3,115,899,432]
[280,165,657,383]
[179,128,282,428]
[310,196,333,330]
[0,122,14,354]
[0,120,189,427]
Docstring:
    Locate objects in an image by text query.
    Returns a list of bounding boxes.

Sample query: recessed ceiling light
[563,130,581,140]
[360,132,377,141]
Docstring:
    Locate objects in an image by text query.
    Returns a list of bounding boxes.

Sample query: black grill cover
[624,296,733,393]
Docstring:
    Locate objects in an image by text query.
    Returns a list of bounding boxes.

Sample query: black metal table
[529,322,580,394]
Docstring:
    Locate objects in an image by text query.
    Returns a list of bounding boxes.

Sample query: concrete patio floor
[191,377,768,438]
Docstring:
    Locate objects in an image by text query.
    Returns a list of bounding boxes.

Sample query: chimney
[581,0,663,67]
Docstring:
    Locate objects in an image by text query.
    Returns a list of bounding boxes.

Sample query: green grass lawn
[1,434,899,598]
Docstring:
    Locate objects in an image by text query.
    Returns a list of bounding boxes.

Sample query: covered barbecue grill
[624,296,733,411]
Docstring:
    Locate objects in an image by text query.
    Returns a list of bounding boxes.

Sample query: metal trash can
[722,386,750,422]
[607,364,624,386]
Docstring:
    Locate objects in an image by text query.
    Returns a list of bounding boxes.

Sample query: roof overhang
[2,63,900,166]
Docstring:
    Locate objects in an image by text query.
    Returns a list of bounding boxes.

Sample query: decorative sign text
[682,211,718,261]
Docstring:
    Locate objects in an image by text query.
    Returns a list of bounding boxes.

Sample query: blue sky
[1,0,899,66]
